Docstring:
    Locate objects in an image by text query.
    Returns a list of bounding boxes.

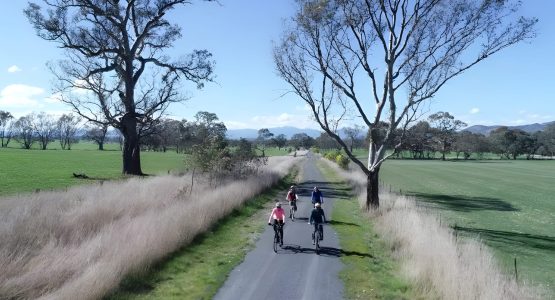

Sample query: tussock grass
[0,156,301,300]
[320,159,542,300]
[316,161,415,299]
[108,172,297,299]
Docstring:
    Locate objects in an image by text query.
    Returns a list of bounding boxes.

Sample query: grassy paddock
[316,161,416,299]
[107,172,297,300]
[380,159,555,296]
[321,159,539,299]
[0,147,184,196]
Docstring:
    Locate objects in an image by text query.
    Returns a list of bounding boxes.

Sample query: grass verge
[316,161,417,300]
[318,162,420,299]
[106,171,297,300]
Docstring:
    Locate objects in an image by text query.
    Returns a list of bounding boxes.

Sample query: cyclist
[268,202,286,246]
[286,185,298,218]
[309,202,326,244]
[311,186,323,207]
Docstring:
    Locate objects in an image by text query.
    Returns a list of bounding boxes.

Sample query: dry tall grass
[0,156,301,300]
[320,158,542,299]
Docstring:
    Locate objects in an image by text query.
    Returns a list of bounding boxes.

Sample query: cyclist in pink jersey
[268,202,286,245]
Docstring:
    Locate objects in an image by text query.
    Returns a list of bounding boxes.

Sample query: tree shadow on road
[295,180,352,199]
[278,244,373,258]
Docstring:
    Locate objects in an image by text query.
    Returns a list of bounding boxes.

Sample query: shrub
[324,150,340,161]
[335,154,350,169]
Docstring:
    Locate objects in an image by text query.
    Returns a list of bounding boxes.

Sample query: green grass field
[0,145,292,197]
[0,147,184,196]
[379,159,555,296]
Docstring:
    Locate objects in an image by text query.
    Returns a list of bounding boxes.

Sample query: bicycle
[272,222,284,253]
[311,223,324,254]
[289,200,297,221]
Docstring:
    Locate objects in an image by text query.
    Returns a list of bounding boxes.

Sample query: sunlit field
[0,146,183,196]
[322,158,543,299]
[380,159,555,296]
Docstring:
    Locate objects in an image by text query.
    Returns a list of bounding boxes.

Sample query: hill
[463,121,554,135]
[226,126,321,139]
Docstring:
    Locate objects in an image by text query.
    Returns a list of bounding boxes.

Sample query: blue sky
[1,1,553,130]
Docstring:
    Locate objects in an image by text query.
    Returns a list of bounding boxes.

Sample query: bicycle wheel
[273,233,278,253]
[279,226,284,247]
[315,230,320,254]
[290,206,295,221]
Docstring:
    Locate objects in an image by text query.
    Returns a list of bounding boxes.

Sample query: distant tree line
[7,108,552,163]
[310,111,555,161]
[391,112,555,160]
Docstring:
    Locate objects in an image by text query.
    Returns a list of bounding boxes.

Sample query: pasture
[0,145,292,196]
[379,159,555,296]
[0,146,184,196]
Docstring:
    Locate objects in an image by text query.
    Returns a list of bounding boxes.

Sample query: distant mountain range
[463,121,554,135]
[226,126,322,139]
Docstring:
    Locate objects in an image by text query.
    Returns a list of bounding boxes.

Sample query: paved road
[214,154,345,300]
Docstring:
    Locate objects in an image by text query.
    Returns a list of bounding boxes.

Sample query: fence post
[514,257,518,282]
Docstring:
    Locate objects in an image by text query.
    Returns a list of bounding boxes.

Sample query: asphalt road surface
[214,154,345,300]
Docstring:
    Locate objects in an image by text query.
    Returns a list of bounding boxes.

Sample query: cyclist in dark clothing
[311,186,323,206]
[308,202,326,244]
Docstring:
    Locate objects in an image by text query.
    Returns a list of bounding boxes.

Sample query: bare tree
[428,111,467,160]
[85,123,109,151]
[13,114,36,150]
[0,111,14,147]
[274,0,536,209]
[34,112,56,150]
[25,0,215,175]
[57,113,82,150]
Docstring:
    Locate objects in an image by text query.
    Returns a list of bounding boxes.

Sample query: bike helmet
[275,202,282,208]
[315,202,321,207]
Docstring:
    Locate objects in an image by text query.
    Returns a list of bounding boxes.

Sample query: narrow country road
[213,153,345,300]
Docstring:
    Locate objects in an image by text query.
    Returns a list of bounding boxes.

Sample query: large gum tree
[274,0,536,209]
[25,0,214,175]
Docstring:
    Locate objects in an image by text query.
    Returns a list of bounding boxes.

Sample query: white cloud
[294,104,311,112]
[249,112,319,129]
[44,92,63,104]
[0,84,44,108]
[72,79,92,95]
[7,65,22,73]
[0,84,75,118]
[469,108,480,114]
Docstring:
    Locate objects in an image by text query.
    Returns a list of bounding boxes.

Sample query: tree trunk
[366,134,381,210]
[366,169,380,210]
[98,142,104,151]
[121,114,143,175]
